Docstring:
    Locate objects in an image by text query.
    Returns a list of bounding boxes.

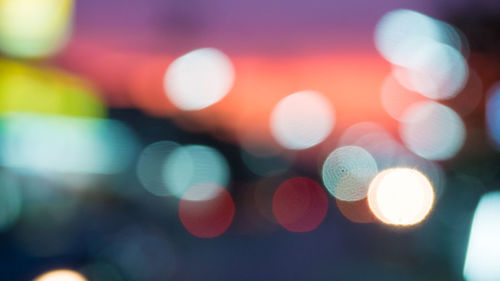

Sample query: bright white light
[271,90,335,150]
[368,168,434,226]
[0,0,74,58]
[374,9,461,65]
[464,192,500,281]
[394,41,468,100]
[33,269,88,281]
[164,48,234,111]
[322,146,378,201]
[400,101,465,160]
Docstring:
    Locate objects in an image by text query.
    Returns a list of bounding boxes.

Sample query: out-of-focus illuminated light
[486,83,500,149]
[394,41,468,100]
[338,122,402,170]
[0,60,105,117]
[178,184,235,238]
[463,192,500,281]
[443,69,483,117]
[389,152,446,200]
[0,113,138,174]
[33,269,88,281]
[0,0,74,58]
[163,145,230,200]
[0,172,22,231]
[400,101,465,160]
[270,90,335,150]
[336,198,376,224]
[322,146,378,201]
[374,9,462,66]
[137,141,180,197]
[380,74,426,121]
[164,48,234,111]
[337,122,387,147]
[272,177,328,232]
[367,168,434,226]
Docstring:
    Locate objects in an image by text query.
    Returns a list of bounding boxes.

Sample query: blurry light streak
[272,177,328,232]
[400,101,465,160]
[322,146,378,201]
[178,184,235,238]
[270,90,335,150]
[33,269,87,281]
[367,168,434,226]
[58,44,392,146]
[463,192,500,281]
[0,0,74,58]
[0,60,105,117]
[164,48,234,111]
[0,113,138,175]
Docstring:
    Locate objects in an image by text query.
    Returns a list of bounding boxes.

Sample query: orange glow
[60,43,393,147]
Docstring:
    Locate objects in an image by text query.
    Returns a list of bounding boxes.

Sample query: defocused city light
[0,0,74,58]
[400,101,465,160]
[137,141,180,196]
[368,168,434,226]
[464,192,500,281]
[163,144,230,200]
[33,269,87,281]
[270,90,335,150]
[272,177,328,232]
[164,48,234,111]
[322,146,378,201]
[0,113,138,175]
[178,183,235,238]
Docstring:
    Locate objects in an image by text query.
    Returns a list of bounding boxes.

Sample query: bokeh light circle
[270,90,335,150]
[400,101,465,160]
[380,74,426,121]
[375,9,462,66]
[179,184,235,238]
[136,141,179,196]
[367,168,434,226]
[272,177,328,232]
[395,41,468,100]
[163,145,230,200]
[33,269,88,281]
[164,48,234,110]
[322,146,378,201]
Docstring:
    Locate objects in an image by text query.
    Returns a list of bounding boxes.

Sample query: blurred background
[1,0,500,280]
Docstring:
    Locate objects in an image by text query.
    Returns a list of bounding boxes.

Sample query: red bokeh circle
[179,184,235,238]
[272,177,328,232]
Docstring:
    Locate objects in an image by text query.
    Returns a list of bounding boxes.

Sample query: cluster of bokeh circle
[132,8,489,239]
